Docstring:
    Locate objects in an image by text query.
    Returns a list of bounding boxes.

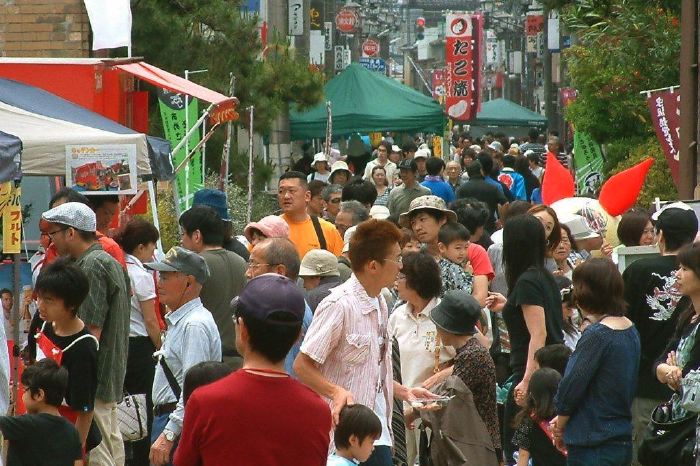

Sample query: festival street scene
[0,0,693,465]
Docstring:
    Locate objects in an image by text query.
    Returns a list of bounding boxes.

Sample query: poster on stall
[2,183,21,254]
[65,144,137,195]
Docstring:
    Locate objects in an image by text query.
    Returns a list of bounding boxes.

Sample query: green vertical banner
[573,131,605,196]
[158,89,203,212]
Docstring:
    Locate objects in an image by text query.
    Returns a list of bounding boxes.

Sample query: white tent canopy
[0,101,151,176]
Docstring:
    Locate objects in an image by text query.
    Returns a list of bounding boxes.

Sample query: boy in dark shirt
[33,257,101,452]
[0,359,83,466]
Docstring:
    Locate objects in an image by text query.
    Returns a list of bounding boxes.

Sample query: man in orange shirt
[278,172,343,258]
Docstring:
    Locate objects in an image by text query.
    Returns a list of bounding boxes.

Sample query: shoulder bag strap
[159,357,182,400]
[310,215,327,251]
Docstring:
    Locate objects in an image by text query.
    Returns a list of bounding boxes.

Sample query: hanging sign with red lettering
[445,13,482,121]
[362,38,380,57]
[335,8,358,34]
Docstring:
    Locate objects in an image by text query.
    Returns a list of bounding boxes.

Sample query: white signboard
[288,0,303,36]
[66,144,137,195]
[334,46,344,71]
[324,21,333,51]
[310,30,325,65]
[548,10,560,50]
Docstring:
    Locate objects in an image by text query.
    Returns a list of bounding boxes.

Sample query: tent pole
[171,103,215,156]
[174,123,221,175]
[10,253,20,414]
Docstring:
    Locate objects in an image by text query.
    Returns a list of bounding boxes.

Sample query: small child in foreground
[437,222,474,295]
[327,404,381,466]
[0,359,83,466]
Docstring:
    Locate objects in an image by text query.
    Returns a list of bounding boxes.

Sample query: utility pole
[680,0,698,199]
[268,0,292,182]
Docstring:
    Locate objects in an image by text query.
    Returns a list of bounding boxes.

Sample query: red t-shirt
[468,242,495,280]
[174,369,332,466]
[42,234,126,269]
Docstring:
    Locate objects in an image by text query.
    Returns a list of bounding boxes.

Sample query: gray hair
[339,200,369,225]
[321,184,343,202]
[259,237,301,281]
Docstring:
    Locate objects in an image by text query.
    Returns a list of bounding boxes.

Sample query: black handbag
[638,401,696,466]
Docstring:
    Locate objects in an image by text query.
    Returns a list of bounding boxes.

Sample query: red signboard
[335,8,358,33]
[362,38,380,57]
[445,13,482,121]
[526,14,544,36]
[431,69,446,101]
[647,88,681,187]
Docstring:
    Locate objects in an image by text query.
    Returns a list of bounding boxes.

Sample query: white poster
[83,0,132,50]
[324,22,333,51]
[66,144,137,195]
[288,0,304,36]
[548,10,560,50]
[310,30,325,65]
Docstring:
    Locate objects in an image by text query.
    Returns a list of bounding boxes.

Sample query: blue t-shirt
[285,302,313,377]
[420,179,455,204]
[327,454,357,465]
[555,322,641,447]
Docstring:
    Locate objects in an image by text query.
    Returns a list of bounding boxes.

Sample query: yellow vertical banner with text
[432,136,443,158]
[3,185,21,254]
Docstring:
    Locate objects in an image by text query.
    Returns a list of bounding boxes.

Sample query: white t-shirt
[125,254,157,338]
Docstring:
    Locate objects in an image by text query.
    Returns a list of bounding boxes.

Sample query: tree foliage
[130,0,324,137]
[561,0,680,144]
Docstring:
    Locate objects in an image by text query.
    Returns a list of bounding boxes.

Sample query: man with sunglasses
[41,202,131,466]
[295,219,438,466]
[143,246,221,466]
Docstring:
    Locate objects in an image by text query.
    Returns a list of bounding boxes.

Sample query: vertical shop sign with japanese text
[445,13,481,121]
[310,0,323,30]
[289,0,304,35]
[646,89,681,187]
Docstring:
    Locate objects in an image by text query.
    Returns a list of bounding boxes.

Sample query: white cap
[559,213,600,240]
[414,148,431,159]
[312,152,328,164]
[369,205,390,220]
[391,145,401,153]
[42,202,96,232]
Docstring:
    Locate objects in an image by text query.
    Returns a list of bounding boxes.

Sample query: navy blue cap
[193,189,229,220]
[233,273,305,323]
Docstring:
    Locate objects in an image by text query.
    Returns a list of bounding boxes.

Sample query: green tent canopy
[290,64,446,140]
[471,98,547,127]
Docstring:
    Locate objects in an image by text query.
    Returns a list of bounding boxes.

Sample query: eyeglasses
[383,256,403,265]
[47,228,68,241]
[328,198,342,204]
[246,261,270,270]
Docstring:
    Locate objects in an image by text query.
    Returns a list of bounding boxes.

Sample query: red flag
[598,158,654,216]
[542,152,575,205]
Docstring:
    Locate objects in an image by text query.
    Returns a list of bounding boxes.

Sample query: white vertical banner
[324,21,333,51]
[512,51,522,74]
[343,48,351,68]
[288,0,304,35]
[83,0,132,50]
[548,10,560,50]
[334,46,344,71]
[309,30,325,65]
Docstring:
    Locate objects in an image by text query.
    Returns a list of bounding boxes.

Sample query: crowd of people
[0,128,697,466]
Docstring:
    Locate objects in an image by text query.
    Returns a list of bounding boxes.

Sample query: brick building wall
[0,0,90,57]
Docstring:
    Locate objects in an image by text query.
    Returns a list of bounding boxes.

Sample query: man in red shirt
[174,274,332,466]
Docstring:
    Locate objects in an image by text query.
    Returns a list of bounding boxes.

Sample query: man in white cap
[414,148,430,182]
[363,141,397,184]
[42,202,130,466]
[299,249,341,313]
[308,153,331,183]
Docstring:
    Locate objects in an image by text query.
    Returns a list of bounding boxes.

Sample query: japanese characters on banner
[289,0,304,35]
[2,183,21,254]
[573,132,604,196]
[525,13,544,53]
[431,69,446,103]
[445,13,482,121]
[646,88,680,187]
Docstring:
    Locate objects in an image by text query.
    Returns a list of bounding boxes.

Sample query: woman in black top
[487,215,564,464]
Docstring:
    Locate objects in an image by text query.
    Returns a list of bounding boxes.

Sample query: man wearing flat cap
[622,202,699,462]
[41,202,130,466]
[144,246,222,466]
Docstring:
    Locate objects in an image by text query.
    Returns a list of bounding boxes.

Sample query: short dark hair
[402,141,418,154]
[425,157,445,176]
[617,209,651,247]
[378,140,392,153]
[534,344,572,376]
[49,187,89,209]
[401,252,442,300]
[113,218,160,254]
[349,219,402,273]
[476,152,494,175]
[451,198,488,232]
[342,179,377,206]
[238,311,301,363]
[308,180,327,198]
[259,238,301,280]
[528,128,540,141]
[0,288,11,297]
[279,171,309,190]
[399,228,417,248]
[35,257,90,314]
[334,404,382,450]
[503,154,516,168]
[438,222,470,246]
[179,206,225,247]
[572,258,627,316]
[86,195,119,210]
[21,358,69,407]
[502,200,533,222]
[465,161,483,178]
[183,361,233,405]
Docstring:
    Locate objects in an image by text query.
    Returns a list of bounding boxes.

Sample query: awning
[115,62,239,124]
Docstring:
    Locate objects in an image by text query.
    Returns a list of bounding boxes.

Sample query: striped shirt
[300,275,394,439]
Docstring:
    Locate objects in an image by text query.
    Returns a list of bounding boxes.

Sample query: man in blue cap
[192,188,249,261]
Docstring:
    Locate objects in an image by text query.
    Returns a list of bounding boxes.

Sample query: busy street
[0,0,693,466]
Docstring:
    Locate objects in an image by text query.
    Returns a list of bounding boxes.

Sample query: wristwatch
[163,429,176,442]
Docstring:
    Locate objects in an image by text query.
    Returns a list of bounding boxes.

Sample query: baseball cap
[42,202,96,232]
[414,148,431,160]
[399,195,457,228]
[391,145,401,153]
[398,159,418,172]
[193,189,229,221]
[431,290,481,335]
[652,202,699,237]
[299,249,339,277]
[244,215,290,242]
[369,205,390,220]
[145,246,210,284]
[488,141,503,152]
[233,273,305,323]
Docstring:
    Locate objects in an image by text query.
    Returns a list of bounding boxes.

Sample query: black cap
[652,202,699,238]
[397,159,418,172]
[232,273,305,324]
[430,290,481,335]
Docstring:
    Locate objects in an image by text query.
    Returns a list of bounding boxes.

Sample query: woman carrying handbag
[640,243,700,466]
